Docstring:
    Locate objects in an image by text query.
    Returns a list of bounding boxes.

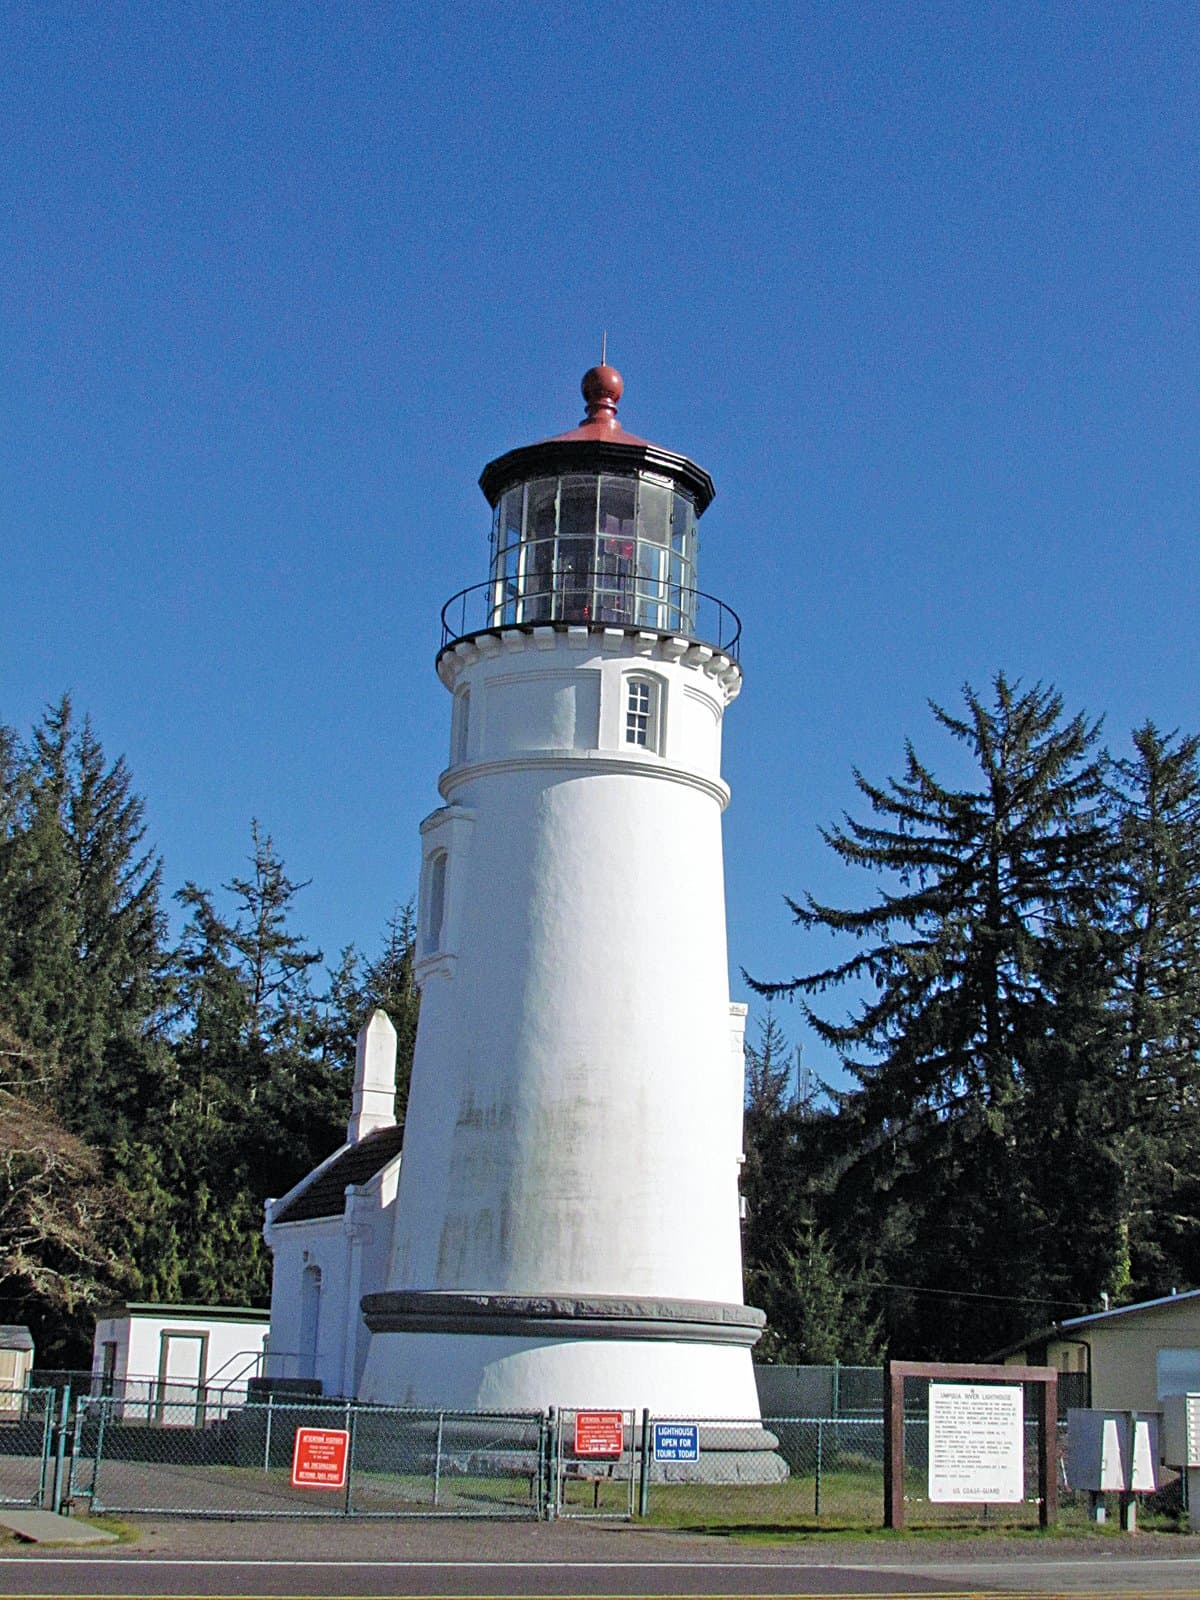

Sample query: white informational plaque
[928,1383,1024,1504]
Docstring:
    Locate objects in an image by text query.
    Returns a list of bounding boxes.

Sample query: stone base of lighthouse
[359,1291,786,1484]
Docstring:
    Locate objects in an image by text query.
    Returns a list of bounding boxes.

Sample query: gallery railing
[440,576,742,661]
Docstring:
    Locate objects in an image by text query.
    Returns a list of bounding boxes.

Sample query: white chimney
[347,1009,397,1143]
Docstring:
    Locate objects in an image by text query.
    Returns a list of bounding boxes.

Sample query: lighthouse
[358,363,765,1423]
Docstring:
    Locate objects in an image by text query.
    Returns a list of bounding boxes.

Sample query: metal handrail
[439,575,742,660]
[209,1349,268,1406]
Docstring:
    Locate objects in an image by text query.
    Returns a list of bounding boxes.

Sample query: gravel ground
[14,1514,1200,1569]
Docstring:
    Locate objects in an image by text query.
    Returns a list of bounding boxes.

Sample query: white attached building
[263,1009,402,1398]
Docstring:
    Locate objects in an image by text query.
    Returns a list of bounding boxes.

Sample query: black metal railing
[439,576,742,660]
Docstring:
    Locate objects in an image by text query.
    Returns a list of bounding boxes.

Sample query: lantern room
[442,363,738,658]
[486,468,699,634]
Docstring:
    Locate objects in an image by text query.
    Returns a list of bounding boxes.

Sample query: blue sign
[653,1422,700,1462]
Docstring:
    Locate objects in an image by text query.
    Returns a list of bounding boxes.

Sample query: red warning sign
[573,1410,624,1457]
[291,1426,350,1489]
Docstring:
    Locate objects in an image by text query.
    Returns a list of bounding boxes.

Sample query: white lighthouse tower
[358,362,765,1424]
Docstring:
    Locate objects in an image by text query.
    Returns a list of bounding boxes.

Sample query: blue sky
[4,1,1198,1084]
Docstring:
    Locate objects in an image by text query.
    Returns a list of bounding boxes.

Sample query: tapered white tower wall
[358,366,764,1419]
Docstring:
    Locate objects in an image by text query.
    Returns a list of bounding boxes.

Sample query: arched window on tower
[625,674,664,754]
[451,686,470,767]
[299,1263,322,1380]
[424,850,448,954]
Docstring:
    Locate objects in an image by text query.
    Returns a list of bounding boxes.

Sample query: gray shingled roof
[272,1126,404,1225]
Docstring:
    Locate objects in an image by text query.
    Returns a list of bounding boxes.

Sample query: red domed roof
[543,363,653,447]
[478,363,714,513]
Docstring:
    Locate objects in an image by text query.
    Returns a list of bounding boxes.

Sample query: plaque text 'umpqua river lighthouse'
[358,363,766,1421]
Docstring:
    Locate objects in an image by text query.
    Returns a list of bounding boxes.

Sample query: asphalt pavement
[3,1516,1200,1597]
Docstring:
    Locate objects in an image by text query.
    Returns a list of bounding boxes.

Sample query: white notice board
[928,1383,1024,1503]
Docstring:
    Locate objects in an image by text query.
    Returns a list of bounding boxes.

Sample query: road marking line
[7,1555,1200,1566]
[6,1589,1200,1600]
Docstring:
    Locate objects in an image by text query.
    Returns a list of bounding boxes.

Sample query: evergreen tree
[739,1009,879,1361]
[749,1222,879,1365]
[0,1020,127,1360]
[149,824,342,1303]
[0,697,169,1148]
[753,675,1123,1356]
[320,904,420,1130]
[1109,723,1200,1296]
[360,904,420,1124]
[224,821,324,1049]
[741,1009,811,1281]
[745,1008,795,1119]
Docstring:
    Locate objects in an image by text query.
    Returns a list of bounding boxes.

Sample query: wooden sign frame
[883,1359,1058,1529]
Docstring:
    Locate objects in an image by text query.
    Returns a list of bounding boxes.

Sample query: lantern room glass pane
[636,543,667,628]
[671,491,693,553]
[526,478,557,543]
[638,478,671,546]
[599,476,636,543]
[557,476,598,621]
[500,486,524,551]
[524,538,555,621]
[559,476,597,541]
[597,477,636,624]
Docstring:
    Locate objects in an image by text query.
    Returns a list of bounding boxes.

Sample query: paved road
[3,1519,1200,1597]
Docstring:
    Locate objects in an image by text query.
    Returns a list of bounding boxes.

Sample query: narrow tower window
[425,850,448,954]
[299,1264,322,1379]
[625,676,662,752]
[451,686,470,766]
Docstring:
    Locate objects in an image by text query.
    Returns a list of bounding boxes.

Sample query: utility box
[1161,1394,1200,1533]
[1067,1409,1159,1494]
[1161,1393,1200,1466]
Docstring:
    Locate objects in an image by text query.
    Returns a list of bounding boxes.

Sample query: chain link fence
[549,1409,638,1519]
[0,1386,55,1508]
[34,1368,258,1421]
[38,1378,1161,1528]
[752,1365,1089,1419]
[70,1394,546,1518]
[637,1415,1103,1530]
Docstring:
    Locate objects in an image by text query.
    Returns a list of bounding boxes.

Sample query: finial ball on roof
[581,363,623,412]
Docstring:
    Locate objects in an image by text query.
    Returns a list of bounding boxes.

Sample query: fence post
[832,1361,840,1418]
[343,1402,354,1516]
[545,1407,557,1521]
[814,1419,822,1517]
[263,1393,273,1472]
[67,1394,87,1510]
[50,1386,70,1513]
[637,1409,651,1518]
[37,1389,53,1510]
[433,1412,445,1508]
[535,1412,547,1520]
[883,1361,905,1530]
[90,1397,109,1514]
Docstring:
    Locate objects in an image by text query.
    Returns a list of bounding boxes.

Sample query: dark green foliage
[749,1221,879,1365]
[740,1011,880,1364]
[321,904,420,1131]
[748,674,1182,1359]
[1109,724,1200,1297]
[0,700,168,1355]
[0,703,419,1354]
[0,698,170,1148]
[0,1019,130,1362]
